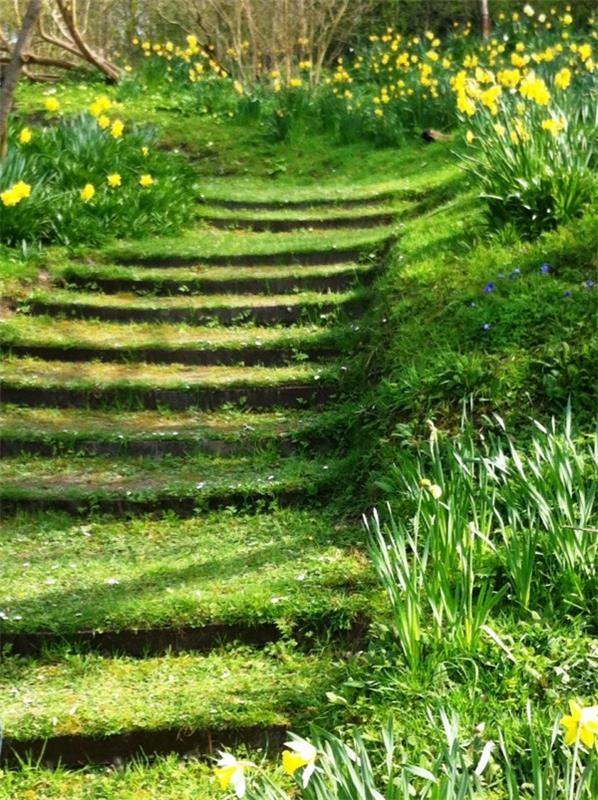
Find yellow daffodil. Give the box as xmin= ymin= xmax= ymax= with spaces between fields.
xmin=111 ymin=119 xmax=124 ymax=139
xmin=456 ymin=91 xmax=476 ymax=117
xmin=561 ymin=701 xmax=598 ymax=747
xmin=497 ymin=68 xmax=521 ymax=88
xmin=480 ymin=85 xmax=502 ymax=115
xmin=282 ymin=739 xmax=317 ymax=788
xmin=466 ymin=130 xmax=475 ymax=144
xmin=428 ymin=484 xmax=443 ymax=499
xmin=562 ymin=13 xmax=573 ymax=26
xmin=139 ymin=174 xmax=154 ymax=187
xmin=141 ymin=146 xmax=149 ymax=157
xmin=523 ymin=4 xmax=535 ymax=17
xmin=578 ymin=44 xmax=592 ymax=62
xmin=213 ymin=752 xmax=253 ymax=798
xmin=89 ymin=95 xmax=111 ymax=117
xmin=520 ymin=74 xmax=551 ymax=105
xmin=80 ymin=183 xmax=95 ymax=202
xmin=541 ymin=117 xmax=566 ymax=136
xmin=554 ymin=67 xmax=571 ymax=90
xmin=98 ymin=115 xmax=110 ymax=129
xmin=1 ymin=180 xmax=32 ymax=207
xmin=44 ymin=97 xmax=60 ymax=112
xmin=107 ymin=173 xmax=122 ymax=188
xmin=19 ymin=128 xmax=32 ymax=144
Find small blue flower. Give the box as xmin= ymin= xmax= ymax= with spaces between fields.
xmin=509 ymin=268 xmax=521 ymax=279
xmin=482 ymin=322 xmax=491 ymax=331
xmin=563 ymin=290 xmax=572 ymax=297
xmin=540 ymin=263 xmax=551 ymax=274
xmin=484 ymin=282 xmax=496 ymax=293
xmin=585 ymin=280 xmax=594 ymax=289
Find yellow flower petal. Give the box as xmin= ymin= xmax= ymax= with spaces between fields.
xmin=282 ymin=750 xmax=309 ymax=775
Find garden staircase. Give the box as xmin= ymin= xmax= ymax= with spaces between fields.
xmin=0 ymin=192 xmax=396 ymax=771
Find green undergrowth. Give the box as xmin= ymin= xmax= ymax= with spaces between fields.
xmin=346 ymin=186 xmax=598 ymax=477
xmin=0 ymin=756 xmax=219 ymax=800
xmin=0 ymin=509 xmax=372 ymax=635
xmin=0 ymin=646 xmax=341 ymax=741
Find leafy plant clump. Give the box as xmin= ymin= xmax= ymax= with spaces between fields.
xmin=0 ymin=99 xmax=193 ymax=246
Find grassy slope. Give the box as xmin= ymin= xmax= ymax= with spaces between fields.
xmin=363 ymin=195 xmax=597 ymax=439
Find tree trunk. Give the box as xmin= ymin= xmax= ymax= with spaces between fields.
xmin=0 ymin=0 xmax=43 ymax=160
xmin=480 ymin=0 xmax=491 ymax=39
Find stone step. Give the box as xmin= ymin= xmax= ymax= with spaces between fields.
xmin=24 ymin=288 xmax=366 ymax=325
xmin=1 ymin=317 xmax=352 ymax=367
xmin=0 ymin=647 xmax=341 ymax=767
xmin=198 ymin=208 xmax=396 ymax=232
xmin=0 ymin=452 xmax=343 ymax=515
xmin=0 ymin=357 xmax=339 ymax=410
xmin=107 ymin=226 xmax=395 ymax=267
xmin=0 ymin=509 xmax=371 ymax=655
xmin=0 ymin=406 xmax=318 ymax=458
xmin=59 ymin=261 xmax=377 ymax=295
xmin=197 ymin=189 xmax=396 ymax=210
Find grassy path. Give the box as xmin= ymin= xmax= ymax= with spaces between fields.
xmin=0 ymin=184 xmax=397 ymax=783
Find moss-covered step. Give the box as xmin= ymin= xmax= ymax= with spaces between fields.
xmin=197 ymin=204 xmax=397 ymax=232
xmin=0 ymin=758 xmax=220 ymax=799
xmin=0 ymin=509 xmax=373 ymax=655
xmin=0 ymin=406 xmax=317 ymax=458
xmin=58 ymin=261 xmax=377 ymax=295
xmin=0 ymin=452 xmax=344 ymax=515
xmin=24 ymin=288 xmax=367 ymax=325
xmin=0 ymin=647 xmax=342 ymax=767
xmin=0 ymin=357 xmax=340 ymax=410
xmin=197 ymin=182 xmax=401 ymax=208
xmin=0 ymin=317 xmax=352 ymax=366
xmin=106 ymin=225 xmax=396 ymax=267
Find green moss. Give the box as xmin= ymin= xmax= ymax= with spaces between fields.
xmin=56 ymin=260 xmax=375 ymax=285
xmin=0 ymin=405 xmax=312 ymax=441
xmin=103 ymin=225 xmax=396 ymax=262
xmin=0 ymin=757 xmax=219 ymax=800
xmin=196 ymin=201 xmax=407 ymax=222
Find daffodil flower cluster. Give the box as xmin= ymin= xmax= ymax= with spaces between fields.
xmin=1 ymin=180 xmax=32 ymax=208
xmin=214 ymin=738 xmax=317 ymax=797
xmin=212 ymin=701 xmax=598 ymax=797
